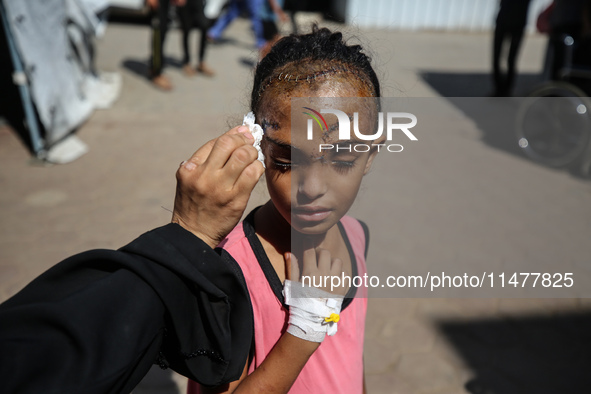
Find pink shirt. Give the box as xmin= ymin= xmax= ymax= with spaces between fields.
xmin=188 ymin=214 xmax=368 ymax=394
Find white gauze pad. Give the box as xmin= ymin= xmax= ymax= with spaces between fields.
xmin=242 ymin=112 xmax=265 ymax=168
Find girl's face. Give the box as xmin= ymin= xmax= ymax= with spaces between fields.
xmin=257 ymin=83 xmax=380 ymax=235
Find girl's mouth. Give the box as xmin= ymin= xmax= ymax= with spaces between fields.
xmin=292 ymin=207 xmax=333 ymax=222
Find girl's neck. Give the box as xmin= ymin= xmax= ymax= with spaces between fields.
xmin=254 ymin=201 xmax=295 ymax=254
xmin=254 ymin=201 xmax=341 ymax=254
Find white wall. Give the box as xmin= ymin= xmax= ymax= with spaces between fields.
xmin=345 ymin=0 xmax=553 ymax=32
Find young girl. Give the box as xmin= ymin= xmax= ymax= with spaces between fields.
xmin=188 ymin=26 xmax=381 ymax=393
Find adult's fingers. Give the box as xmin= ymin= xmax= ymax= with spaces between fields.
xmin=180 ymin=126 xmax=253 ymax=169
xmin=205 ymin=128 xmax=254 ymax=170
xmin=185 ymin=139 xmax=216 ymax=168
xmin=233 ymin=158 xmax=265 ymax=195
xmin=223 ymin=144 xmax=259 ymax=182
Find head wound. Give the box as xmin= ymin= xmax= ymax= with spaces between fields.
xmin=256 ymin=63 xmax=376 ymax=98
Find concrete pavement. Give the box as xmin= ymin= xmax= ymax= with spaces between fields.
xmin=1 ymin=14 xmax=591 ymax=394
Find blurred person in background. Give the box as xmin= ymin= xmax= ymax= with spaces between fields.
xmin=284 ymin=0 xmax=309 ymax=34
xmin=207 ymin=0 xmax=265 ymax=50
xmin=207 ymin=0 xmax=286 ymax=57
xmin=492 ymin=0 xmax=532 ymax=96
xmin=259 ymin=0 xmax=288 ymax=58
xmin=572 ymin=0 xmax=591 ymax=71
xmin=177 ymin=0 xmax=217 ymax=77
xmin=547 ymin=0 xmax=590 ymax=79
xmin=148 ymin=0 xmax=186 ymax=91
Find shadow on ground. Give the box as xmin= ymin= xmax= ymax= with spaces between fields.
xmin=122 ymin=47 xmax=256 ymax=80
xmin=122 ymin=57 xmax=185 ymax=79
xmin=438 ymin=312 xmax=591 ymax=394
xmin=208 ymin=36 xmax=257 ymax=51
xmin=419 ymin=71 xmax=545 ymax=160
xmin=107 ymin=13 xmax=151 ymax=26
xmin=420 ymin=71 xmax=591 ymax=179
xmin=420 ymin=71 xmax=544 ymax=98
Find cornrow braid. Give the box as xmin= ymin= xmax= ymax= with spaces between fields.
xmin=251 ymin=25 xmax=381 ymax=114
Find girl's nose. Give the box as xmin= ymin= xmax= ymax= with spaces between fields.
xmin=296 ymin=164 xmax=328 ymax=201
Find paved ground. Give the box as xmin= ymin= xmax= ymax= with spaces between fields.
xmin=2 ymin=14 xmax=591 ymax=394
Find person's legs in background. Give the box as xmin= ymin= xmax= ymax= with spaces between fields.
xmin=492 ymin=25 xmax=507 ymax=96
xmin=506 ymin=28 xmax=525 ymax=95
xmin=207 ymin=0 xmax=241 ymax=41
xmin=244 ymin=0 xmax=266 ymax=50
xmin=196 ymin=26 xmax=215 ymax=76
xmin=195 ymin=0 xmax=215 ymax=76
xmin=150 ymin=0 xmax=173 ymax=90
xmin=491 ymin=0 xmax=531 ymax=96
xmin=177 ymin=1 xmax=196 ymax=76
xmin=259 ymin=20 xmax=279 ymax=58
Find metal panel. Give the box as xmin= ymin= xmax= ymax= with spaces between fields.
xmin=345 ymin=0 xmax=553 ymax=32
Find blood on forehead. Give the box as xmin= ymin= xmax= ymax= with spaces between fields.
xmin=257 ymin=62 xmax=375 ymax=100
xmin=258 ymin=86 xmax=360 ymax=146
xmin=257 ymin=75 xmax=374 ymax=129
xmin=255 ymin=61 xmax=379 ymax=151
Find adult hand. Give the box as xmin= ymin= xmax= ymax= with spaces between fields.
xmin=146 ymin=0 xmax=159 ymax=9
xmin=172 ymin=0 xmax=186 ymax=6
xmin=172 ymin=127 xmax=265 ymax=248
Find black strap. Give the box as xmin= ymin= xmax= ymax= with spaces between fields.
xmin=243 ymin=209 xmax=286 ymax=306
xmin=359 ymin=219 xmax=370 ymax=259
xmin=242 ymin=208 xmax=361 ymax=311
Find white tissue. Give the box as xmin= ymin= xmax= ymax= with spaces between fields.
xmin=243 ymin=112 xmax=265 ymax=168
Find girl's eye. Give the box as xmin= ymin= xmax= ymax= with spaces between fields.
xmin=271 ymin=157 xmax=357 ymax=173
xmin=272 ymin=160 xmax=293 ymax=172
xmin=332 ymin=159 xmax=357 ymax=173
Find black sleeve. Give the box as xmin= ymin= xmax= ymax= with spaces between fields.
xmin=0 ymin=223 xmax=253 ymax=394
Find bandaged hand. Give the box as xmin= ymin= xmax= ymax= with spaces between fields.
xmin=283 ymin=245 xmax=348 ymax=343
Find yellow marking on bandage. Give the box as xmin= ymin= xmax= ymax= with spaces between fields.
xmin=324 ymin=313 xmax=340 ymax=323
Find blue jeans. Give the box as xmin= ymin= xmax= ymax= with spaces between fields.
xmin=207 ymin=0 xmax=265 ymax=49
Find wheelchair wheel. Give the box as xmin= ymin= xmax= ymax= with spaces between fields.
xmin=516 ymin=82 xmax=591 ymax=168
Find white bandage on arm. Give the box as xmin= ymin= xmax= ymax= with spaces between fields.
xmin=242 ymin=112 xmax=265 ymax=168
xmin=283 ymin=280 xmax=344 ymax=343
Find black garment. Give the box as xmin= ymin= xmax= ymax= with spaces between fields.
xmin=492 ymin=0 xmax=532 ymax=96
xmin=548 ymin=0 xmax=589 ymax=80
xmin=0 ymin=223 xmax=253 ymax=394
xmin=262 ymin=20 xmax=279 ymax=41
xmin=496 ymin=0 xmax=531 ymax=29
xmin=177 ymin=0 xmax=214 ymax=65
xmin=150 ymin=0 xmax=171 ymax=77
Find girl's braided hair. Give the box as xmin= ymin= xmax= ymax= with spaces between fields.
xmin=251 ymin=26 xmax=381 ymax=114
